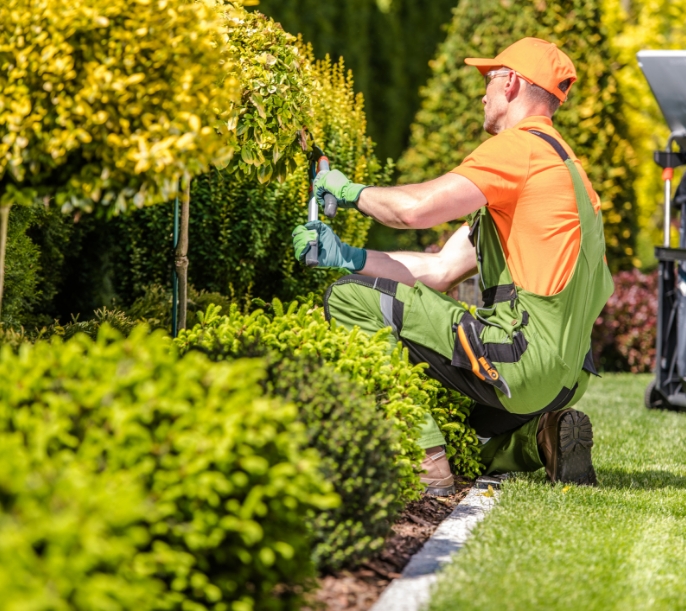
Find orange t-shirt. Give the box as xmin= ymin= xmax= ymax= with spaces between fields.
xmin=451 ymin=116 xmax=601 ymax=296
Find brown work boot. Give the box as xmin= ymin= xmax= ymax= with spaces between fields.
xmin=420 ymin=446 xmax=455 ymax=496
xmin=537 ymin=409 xmax=598 ymax=486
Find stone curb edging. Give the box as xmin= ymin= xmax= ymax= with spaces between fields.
xmin=369 ymin=477 xmax=502 ymax=611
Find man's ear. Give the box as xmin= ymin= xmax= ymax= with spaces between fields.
xmin=503 ymin=71 xmax=521 ymax=102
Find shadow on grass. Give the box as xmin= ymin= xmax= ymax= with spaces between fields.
xmin=597 ymin=468 xmax=686 ymax=490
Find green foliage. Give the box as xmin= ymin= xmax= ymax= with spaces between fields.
xmin=104 ymin=52 xmax=387 ymax=305
xmin=271 ymin=357 xmax=401 ymax=571
xmin=253 ymin=0 xmax=458 ymax=162
xmin=399 ymin=0 xmax=639 ymax=272
xmin=225 ymin=7 xmax=312 ymax=183
xmin=0 ymin=0 xmax=240 ymax=214
xmin=176 ymin=301 xmax=483 ymax=492
xmin=602 ymin=0 xmax=686 ymax=267
xmin=0 ymin=450 xmax=162 ymax=611
xmin=0 ymin=326 xmax=334 ymax=610
xmin=192 ymin=337 xmax=406 ymax=571
xmin=1 ymin=204 xmax=41 ymax=324
xmin=0 ymin=201 xmax=78 ymax=326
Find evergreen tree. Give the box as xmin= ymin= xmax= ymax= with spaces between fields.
xmin=399 ymin=0 xmax=639 ymax=272
xmin=253 ymin=0 xmax=457 ymax=161
xmin=602 ymin=0 xmax=686 ymax=267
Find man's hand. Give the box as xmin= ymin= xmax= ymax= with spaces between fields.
xmin=292 ymin=221 xmax=367 ymax=272
xmin=314 ymin=169 xmax=368 ymax=210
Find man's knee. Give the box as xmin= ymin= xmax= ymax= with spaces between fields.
xmin=323 ymin=275 xmax=388 ymax=334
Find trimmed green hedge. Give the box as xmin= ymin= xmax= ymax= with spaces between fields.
xmin=176 ymin=300 xmax=483 ymax=491
xmin=398 ymin=0 xmax=639 ymax=272
xmin=190 ymin=341 xmax=406 ymax=572
xmin=0 ymin=326 xmax=335 ymax=610
xmin=0 ymin=447 xmax=161 ymax=611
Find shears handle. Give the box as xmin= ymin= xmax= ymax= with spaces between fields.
xmin=316 ymin=157 xmax=338 ymax=219
xmin=305 ymin=149 xmax=337 ymax=267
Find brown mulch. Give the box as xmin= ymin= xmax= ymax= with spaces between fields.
xmin=306 ymin=479 xmax=472 ymax=611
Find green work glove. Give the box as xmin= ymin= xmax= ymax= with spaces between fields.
xmin=292 ymin=220 xmax=367 ymax=272
xmin=314 ymin=169 xmax=368 ymax=210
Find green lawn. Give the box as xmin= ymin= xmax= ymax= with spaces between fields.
xmin=429 ymin=374 xmax=686 ymax=611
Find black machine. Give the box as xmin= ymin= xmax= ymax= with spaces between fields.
xmin=638 ymin=51 xmax=686 ymax=410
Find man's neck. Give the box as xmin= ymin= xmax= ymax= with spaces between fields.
xmin=501 ymin=106 xmax=553 ymax=132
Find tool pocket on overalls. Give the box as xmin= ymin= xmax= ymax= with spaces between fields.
xmin=451 ymin=312 xmax=514 ymax=398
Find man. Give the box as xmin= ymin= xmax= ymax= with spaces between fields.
xmin=292 ymin=38 xmax=613 ymax=495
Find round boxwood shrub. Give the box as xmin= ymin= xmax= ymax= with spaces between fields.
xmin=191 ymin=333 xmax=406 ymax=572
xmin=176 ymin=300 xmax=483 ymax=495
xmin=272 ymin=357 xmax=402 ymax=571
xmin=0 ymin=326 xmax=336 ymax=611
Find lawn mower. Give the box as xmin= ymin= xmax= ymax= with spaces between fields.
xmin=638 ymin=50 xmax=686 ymax=410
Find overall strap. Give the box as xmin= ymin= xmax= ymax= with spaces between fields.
xmin=527 ymin=129 xmax=569 ymax=161
xmin=527 ymin=129 xmax=604 ymax=262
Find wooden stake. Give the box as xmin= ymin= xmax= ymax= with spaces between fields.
xmin=174 ymin=176 xmax=190 ymax=331
xmin=0 ymin=205 xmax=10 ymax=320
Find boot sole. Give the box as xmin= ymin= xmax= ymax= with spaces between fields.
xmin=423 ymin=484 xmax=456 ymax=497
xmin=557 ymin=410 xmax=597 ymax=486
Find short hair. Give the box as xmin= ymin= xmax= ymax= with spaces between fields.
xmin=525 ymin=78 xmax=572 ymax=114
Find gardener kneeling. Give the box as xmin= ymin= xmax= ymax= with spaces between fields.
xmin=292 ymin=38 xmax=613 ymax=495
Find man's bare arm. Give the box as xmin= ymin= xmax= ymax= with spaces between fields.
xmin=357 ymin=224 xmax=478 ymax=292
xmin=357 ymin=173 xmax=487 ymax=229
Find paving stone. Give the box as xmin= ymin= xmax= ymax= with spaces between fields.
xmin=370 ymin=486 xmax=498 ymax=611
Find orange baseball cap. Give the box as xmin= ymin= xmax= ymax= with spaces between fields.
xmin=465 ymin=37 xmax=577 ymax=102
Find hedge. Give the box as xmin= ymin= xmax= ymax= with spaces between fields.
xmin=176 ymin=300 xmax=483 ymax=492
xmin=398 ymin=0 xmax=639 ymax=272
xmin=189 ymin=340 xmax=405 ymax=572
xmin=0 ymin=326 xmax=335 ymax=611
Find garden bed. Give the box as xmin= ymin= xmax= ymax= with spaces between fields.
xmin=308 ymin=480 xmax=472 ymax=611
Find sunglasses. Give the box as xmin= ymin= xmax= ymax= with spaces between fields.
xmin=483 ymin=69 xmax=511 ymax=89
xmin=483 ymin=69 xmax=534 ymax=92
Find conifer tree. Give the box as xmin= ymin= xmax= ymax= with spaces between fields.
xmin=399 ymin=0 xmax=639 ymax=271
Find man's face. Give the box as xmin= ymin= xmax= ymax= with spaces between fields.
xmin=481 ymin=70 xmax=511 ymax=135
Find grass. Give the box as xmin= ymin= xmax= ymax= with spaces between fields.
xmin=428 ymin=374 xmax=686 ymax=611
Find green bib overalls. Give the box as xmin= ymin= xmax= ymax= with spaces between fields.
xmin=324 ymin=131 xmax=614 ymax=474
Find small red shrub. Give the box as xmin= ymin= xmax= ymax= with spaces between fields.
xmin=592 ymin=269 xmax=658 ymax=373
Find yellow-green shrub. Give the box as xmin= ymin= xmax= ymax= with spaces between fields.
xmin=107 ymin=51 xmax=388 ymax=305
xmin=0 ymin=326 xmax=335 ymax=611
xmin=0 ymin=0 xmax=239 ymax=214
xmin=0 ymin=452 xmax=161 ymax=611
xmin=224 ymin=6 xmax=312 ymax=183
xmin=399 ymin=0 xmax=639 ymax=272
xmin=602 ymin=0 xmax=686 ymax=266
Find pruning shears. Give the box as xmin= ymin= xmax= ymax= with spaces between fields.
xmin=305 ymin=145 xmax=338 ymax=267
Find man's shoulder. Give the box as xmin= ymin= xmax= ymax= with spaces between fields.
xmin=466 ymin=127 xmax=534 ymax=163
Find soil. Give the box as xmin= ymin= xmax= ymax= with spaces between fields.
xmin=306 ymin=479 xmax=472 ymax=611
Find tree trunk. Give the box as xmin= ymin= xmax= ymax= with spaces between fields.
xmin=175 ymin=176 xmax=191 ymax=331
xmin=0 ymin=204 xmax=11 ymax=321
